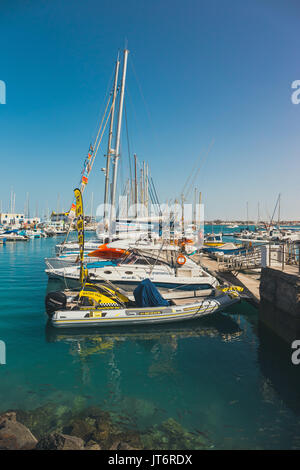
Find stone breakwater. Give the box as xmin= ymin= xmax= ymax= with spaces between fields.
xmin=0 ymin=404 xmax=210 ymax=450
xmin=259 ymin=267 xmax=300 ymax=343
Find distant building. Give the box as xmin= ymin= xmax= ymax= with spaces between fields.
xmin=23 ymin=217 xmax=41 ymax=225
xmin=0 ymin=212 xmax=25 ymax=225
xmin=50 ymin=211 xmax=69 ymax=223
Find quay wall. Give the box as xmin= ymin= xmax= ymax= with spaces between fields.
xmin=259 ymin=267 xmax=300 ymax=343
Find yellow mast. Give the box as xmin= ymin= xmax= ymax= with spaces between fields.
xmin=74 ymin=188 xmax=85 ymax=285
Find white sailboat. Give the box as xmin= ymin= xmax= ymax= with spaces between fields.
xmin=46 ymin=248 xmax=218 ymax=293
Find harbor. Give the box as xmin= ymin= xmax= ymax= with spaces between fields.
xmin=1 ymin=0 xmax=300 ymax=454
xmin=1 ymin=223 xmax=300 ymax=450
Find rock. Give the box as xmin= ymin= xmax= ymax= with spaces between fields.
xmin=117 ymin=442 xmax=140 ymax=450
xmin=109 ymin=440 xmax=140 ymax=450
xmin=36 ymin=432 xmax=84 ymax=450
xmin=0 ymin=412 xmax=38 ymax=450
xmin=109 ymin=439 xmax=121 ymax=450
xmin=15 ymin=403 xmax=66 ymax=439
xmin=141 ymin=418 xmax=208 ymax=450
xmin=66 ymin=418 xmax=95 ymax=441
xmin=85 ymin=440 xmax=101 ymax=450
xmin=73 ymin=396 xmax=86 ymax=413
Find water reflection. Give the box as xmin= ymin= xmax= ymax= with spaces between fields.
xmin=45 ymin=312 xmax=243 ymax=352
xmin=257 ymin=320 xmax=300 ymax=416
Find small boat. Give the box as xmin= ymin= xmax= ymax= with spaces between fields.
xmin=0 ymin=230 xmax=28 ymax=241
xmin=45 ymin=278 xmax=241 ymax=329
xmin=203 ymin=242 xmax=245 ymax=255
xmin=203 ymin=234 xmax=224 ymax=247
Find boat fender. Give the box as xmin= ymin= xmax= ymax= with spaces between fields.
xmin=177 ymin=254 xmax=186 ymax=265
xmin=45 ymin=291 xmax=67 ymax=316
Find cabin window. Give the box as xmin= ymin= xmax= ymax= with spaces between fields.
xmin=104 ymin=270 xmax=112 ymax=274
xmin=125 ymin=271 xmax=133 ymax=275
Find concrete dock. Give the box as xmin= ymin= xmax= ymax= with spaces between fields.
xmin=193 ymin=251 xmax=300 ymax=343
xmin=193 ymin=253 xmax=260 ymax=305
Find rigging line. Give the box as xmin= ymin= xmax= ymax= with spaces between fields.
xmin=147 ymin=175 xmax=158 ymax=215
xmin=128 ymin=54 xmax=159 ymax=143
xmin=151 ymin=176 xmax=160 ymax=207
xmin=270 ymin=193 xmax=281 ymax=226
xmin=92 ymin=92 xmax=113 ymax=155
xmin=185 ymin=139 xmax=215 ymax=201
xmin=92 ymin=93 xmax=118 ymax=164
xmin=150 ymin=177 xmax=162 ymax=215
xmin=180 ymin=149 xmax=205 ymax=197
xmin=91 ymin=64 xmax=115 ymax=146
xmin=60 ymin=95 xmax=117 ymax=252
xmin=126 ymin=83 xmax=140 ymax=138
xmin=66 ymin=92 xmax=114 ymax=215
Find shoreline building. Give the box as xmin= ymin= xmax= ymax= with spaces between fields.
xmin=0 ymin=212 xmax=25 ymax=225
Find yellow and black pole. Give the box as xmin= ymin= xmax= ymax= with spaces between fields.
xmin=74 ymin=188 xmax=85 ymax=285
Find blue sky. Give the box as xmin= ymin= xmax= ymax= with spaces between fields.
xmin=0 ymin=0 xmax=300 ymax=220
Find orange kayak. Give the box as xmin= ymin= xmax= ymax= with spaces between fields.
xmin=88 ymin=243 xmax=129 ymax=260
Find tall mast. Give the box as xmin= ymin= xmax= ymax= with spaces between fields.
xmin=134 ymin=153 xmax=138 ymax=218
xmin=193 ymin=188 xmax=197 ymax=229
xmin=103 ymin=55 xmax=120 ymax=228
xmin=198 ymin=191 xmax=202 ymax=229
xmin=145 ymin=163 xmax=149 ymax=217
xmin=110 ymin=48 xmax=129 ymax=216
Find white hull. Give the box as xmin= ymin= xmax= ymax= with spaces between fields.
xmin=45 ymin=263 xmax=218 ymax=292
xmin=50 ymin=293 xmax=239 ymax=328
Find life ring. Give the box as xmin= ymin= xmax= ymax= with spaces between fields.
xmin=177 ymin=254 xmax=186 ymax=265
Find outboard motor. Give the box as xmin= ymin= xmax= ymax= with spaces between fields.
xmin=45 ymin=291 xmax=67 ymax=316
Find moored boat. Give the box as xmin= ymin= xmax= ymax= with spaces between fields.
xmin=45 ymin=278 xmax=241 ymax=329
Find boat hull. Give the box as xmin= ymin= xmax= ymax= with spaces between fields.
xmin=50 ymin=294 xmax=239 ymax=328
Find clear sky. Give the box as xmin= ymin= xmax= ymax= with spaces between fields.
xmin=1 ymin=0 xmax=300 ymax=221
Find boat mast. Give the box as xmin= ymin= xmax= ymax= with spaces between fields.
xmin=134 ymin=153 xmax=138 ymax=218
xmin=193 ymin=188 xmax=197 ymax=230
xmin=104 ymin=55 xmax=120 ymax=229
xmin=145 ymin=163 xmax=149 ymax=217
xmin=110 ymin=48 xmax=129 ymax=219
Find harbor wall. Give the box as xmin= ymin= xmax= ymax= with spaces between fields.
xmin=259 ymin=267 xmax=300 ymax=343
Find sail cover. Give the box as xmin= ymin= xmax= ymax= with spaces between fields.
xmin=133 ymin=279 xmax=169 ymax=308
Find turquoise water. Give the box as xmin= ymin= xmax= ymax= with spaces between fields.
xmin=1 ymin=232 xmax=300 ymax=449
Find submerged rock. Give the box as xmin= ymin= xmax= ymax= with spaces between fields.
xmin=141 ymin=417 xmax=209 ymax=450
xmin=15 ymin=403 xmax=72 ymax=438
xmin=0 ymin=412 xmax=38 ymax=450
xmin=36 ymin=432 xmax=84 ymax=450
xmin=64 ymin=418 xmax=96 ymax=441
xmin=84 ymin=439 xmax=101 ymax=450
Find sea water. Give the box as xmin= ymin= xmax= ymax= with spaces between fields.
xmin=1 ymin=231 xmax=300 ymax=449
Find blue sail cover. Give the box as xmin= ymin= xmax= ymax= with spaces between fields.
xmin=133 ymin=278 xmax=169 ymax=308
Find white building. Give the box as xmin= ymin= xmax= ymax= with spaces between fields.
xmin=0 ymin=213 xmax=25 ymax=225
